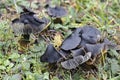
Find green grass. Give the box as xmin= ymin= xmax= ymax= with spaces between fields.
xmin=0 ymin=0 xmax=120 ymax=80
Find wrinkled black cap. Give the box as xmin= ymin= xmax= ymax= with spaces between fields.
xmin=40 ymin=44 xmax=62 ymax=63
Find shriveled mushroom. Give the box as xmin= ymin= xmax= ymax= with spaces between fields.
xmin=40 ymin=44 xmax=62 ymax=63
xmin=61 ymin=52 xmax=92 ymax=69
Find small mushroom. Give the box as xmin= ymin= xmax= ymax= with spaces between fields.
xmin=47 ymin=6 xmax=67 ymax=18
xmin=61 ymin=28 xmax=81 ymax=51
xmin=40 ymin=44 xmax=62 ymax=63
xmin=81 ymin=26 xmax=101 ymax=44
xmin=61 ymin=52 xmax=91 ymax=69
xmin=47 ymin=6 xmax=67 ymax=23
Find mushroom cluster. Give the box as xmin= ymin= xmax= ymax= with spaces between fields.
xmin=40 ymin=25 xmax=115 ymax=69
xmin=10 ymin=5 xmax=68 ymax=53
xmin=10 ymin=6 xmax=115 ymax=70
xmin=11 ymin=5 xmax=67 ymax=40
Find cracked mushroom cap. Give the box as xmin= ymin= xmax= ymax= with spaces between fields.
xmin=61 ymin=28 xmax=82 ymax=51
xmin=47 ymin=6 xmax=67 ymax=18
xmin=40 ymin=44 xmax=62 ymax=63
xmin=11 ymin=6 xmax=50 ymax=36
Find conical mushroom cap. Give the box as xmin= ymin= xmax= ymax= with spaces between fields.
xmin=40 ymin=44 xmax=62 ymax=63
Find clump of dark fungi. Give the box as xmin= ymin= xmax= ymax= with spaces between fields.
xmin=11 ymin=6 xmax=50 ymax=37
xmin=40 ymin=25 xmax=115 ymax=70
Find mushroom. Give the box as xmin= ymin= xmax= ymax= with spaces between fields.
xmin=61 ymin=52 xmax=91 ymax=69
xmin=47 ymin=6 xmax=67 ymax=18
xmin=40 ymin=44 xmax=62 ymax=63
xmin=61 ymin=28 xmax=81 ymax=51
xmin=81 ymin=26 xmax=101 ymax=44
xmin=47 ymin=6 xmax=67 ymax=23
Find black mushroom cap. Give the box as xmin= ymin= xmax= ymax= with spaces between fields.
xmin=61 ymin=28 xmax=82 ymax=51
xmin=11 ymin=6 xmax=50 ymax=35
xmin=81 ymin=26 xmax=101 ymax=44
xmin=47 ymin=6 xmax=67 ymax=18
xmin=40 ymin=44 xmax=62 ymax=63
xmin=85 ymin=43 xmax=105 ymax=58
xmin=61 ymin=52 xmax=92 ymax=69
